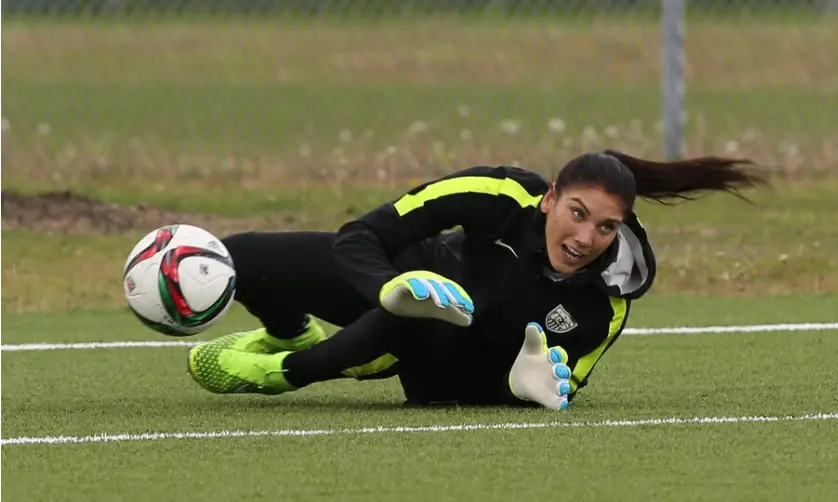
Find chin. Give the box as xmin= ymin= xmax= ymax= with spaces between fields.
xmin=549 ymin=258 xmax=578 ymax=274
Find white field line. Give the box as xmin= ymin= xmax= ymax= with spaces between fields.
xmin=1 ymin=340 xmax=197 ymax=352
xmin=2 ymin=322 xmax=837 ymax=353
xmin=3 ymin=412 xmax=836 ymax=447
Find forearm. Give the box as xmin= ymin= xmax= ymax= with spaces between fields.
xmin=333 ymin=219 xmax=403 ymax=305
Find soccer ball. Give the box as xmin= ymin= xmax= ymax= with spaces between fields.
xmin=122 ymin=224 xmax=236 ymax=337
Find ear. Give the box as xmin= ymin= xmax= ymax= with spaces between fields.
xmin=540 ymin=185 xmax=557 ymax=214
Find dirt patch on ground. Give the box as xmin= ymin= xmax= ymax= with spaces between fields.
xmin=1 ymin=190 xmax=295 ymax=235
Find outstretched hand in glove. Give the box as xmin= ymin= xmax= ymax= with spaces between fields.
xmin=508 ymin=322 xmax=573 ymax=410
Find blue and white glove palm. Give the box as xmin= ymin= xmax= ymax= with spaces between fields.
xmin=379 ymin=271 xmax=475 ymax=327
xmin=508 ymin=322 xmax=573 ymax=410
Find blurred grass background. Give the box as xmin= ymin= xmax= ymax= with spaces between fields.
xmin=2 ymin=2 xmax=837 ymax=311
xmin=4 ymin=14 xmax=836 ymax=180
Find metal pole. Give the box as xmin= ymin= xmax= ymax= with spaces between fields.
xmin=662 ymin=0 xmax=686 ymax=160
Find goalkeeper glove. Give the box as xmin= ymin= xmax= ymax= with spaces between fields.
xmin=379 ymin=271 xmax=475 ymax=327
xmin=508 ymin=322 xmax=572 ymax=410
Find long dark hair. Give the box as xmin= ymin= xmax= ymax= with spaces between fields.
xmin=553 ymin=149 xmax=769 ymax=213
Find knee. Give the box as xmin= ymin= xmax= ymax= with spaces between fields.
xmin=218 ymin=232 xmax=265 ymax=305
xmin=221 ymin=231 xmax=264 ymax=254
xmin=220 ymin=232 xmax=261 ymax=275
xmin=221 ymin=231 xmax=254 ymax=253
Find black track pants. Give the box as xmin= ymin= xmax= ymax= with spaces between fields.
xmin=221 ymin=231 xmax=375 ymax=333
xmin=220 ymin=231 xmax=472 ymax=404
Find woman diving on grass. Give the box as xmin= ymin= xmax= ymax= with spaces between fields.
xmin=186 ymin=149 xmax=767 ymax=410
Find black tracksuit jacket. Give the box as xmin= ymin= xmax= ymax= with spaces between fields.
xmin=333 ymin=165 xmax=657 ymax=404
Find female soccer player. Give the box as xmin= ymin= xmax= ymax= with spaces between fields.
xmin=186 ymin=149 xmax=766 ymax=410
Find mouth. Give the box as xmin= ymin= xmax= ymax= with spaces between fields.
xmin=561 ymin=244 xmax=587 ymax=264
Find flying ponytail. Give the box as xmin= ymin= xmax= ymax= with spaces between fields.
xmin=553 ymin=150 xmax=769 ymax=213
xmin=603 ymin=149 xmax=769 ymax=206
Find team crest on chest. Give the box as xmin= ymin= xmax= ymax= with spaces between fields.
xmin=545 ymin=304 xmax=578 ymax=334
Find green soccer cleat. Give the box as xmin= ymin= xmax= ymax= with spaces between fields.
xmin=188 ymin=345 xmax=297 ymax=395
xmin=193 ymin=316 xmax=327 ymax=356
xmin=187 ymin=316 xmax=325 ymax=394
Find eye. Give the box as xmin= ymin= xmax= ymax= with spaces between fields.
xmin=598 ymin=223 xmax=618 ymax=235
xmin=571 ymin=208 xmax=585 ymax=220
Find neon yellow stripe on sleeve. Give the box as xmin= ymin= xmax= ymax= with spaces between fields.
xmin=393 ymin=176 xmax=543 ymax=216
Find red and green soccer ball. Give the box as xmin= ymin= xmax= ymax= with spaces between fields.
xmin=122 ymin=224 xmax=236 ymax=337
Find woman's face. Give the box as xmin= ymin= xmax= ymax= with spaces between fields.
xmin=540 ymin=184 xmax=625 ymax=274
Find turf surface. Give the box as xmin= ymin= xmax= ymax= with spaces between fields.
xmin=3 ymin=296 xmax=838 ymax=501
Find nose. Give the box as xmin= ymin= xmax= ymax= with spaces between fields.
xmin=574 ymin=225 xmax=596 ymax=249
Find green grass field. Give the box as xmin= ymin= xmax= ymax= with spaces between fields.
xmin=2 ymin=12 xmax=838 ymax=502
xmin=3 ymin=297 xmax=838 ymax=501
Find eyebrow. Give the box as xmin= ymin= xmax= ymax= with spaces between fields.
xmin=570 ymin=197 xmax=590 ymax=214
xmin=570 ymin=197 xmax=622 ymax=225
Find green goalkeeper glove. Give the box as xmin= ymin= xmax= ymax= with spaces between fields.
xmin=379 ymin=271 xmax=475 ymax=327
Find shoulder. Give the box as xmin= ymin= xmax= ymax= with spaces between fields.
xmin=431 ymin=165 xmax=550 ymax=192
xmin=589 ymin=211 xmax=657 ymax=301
xmin=400 ymin=165 xmax=550 ymax=210
xmin=466 ymin=165 xmax=550 ymax=190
